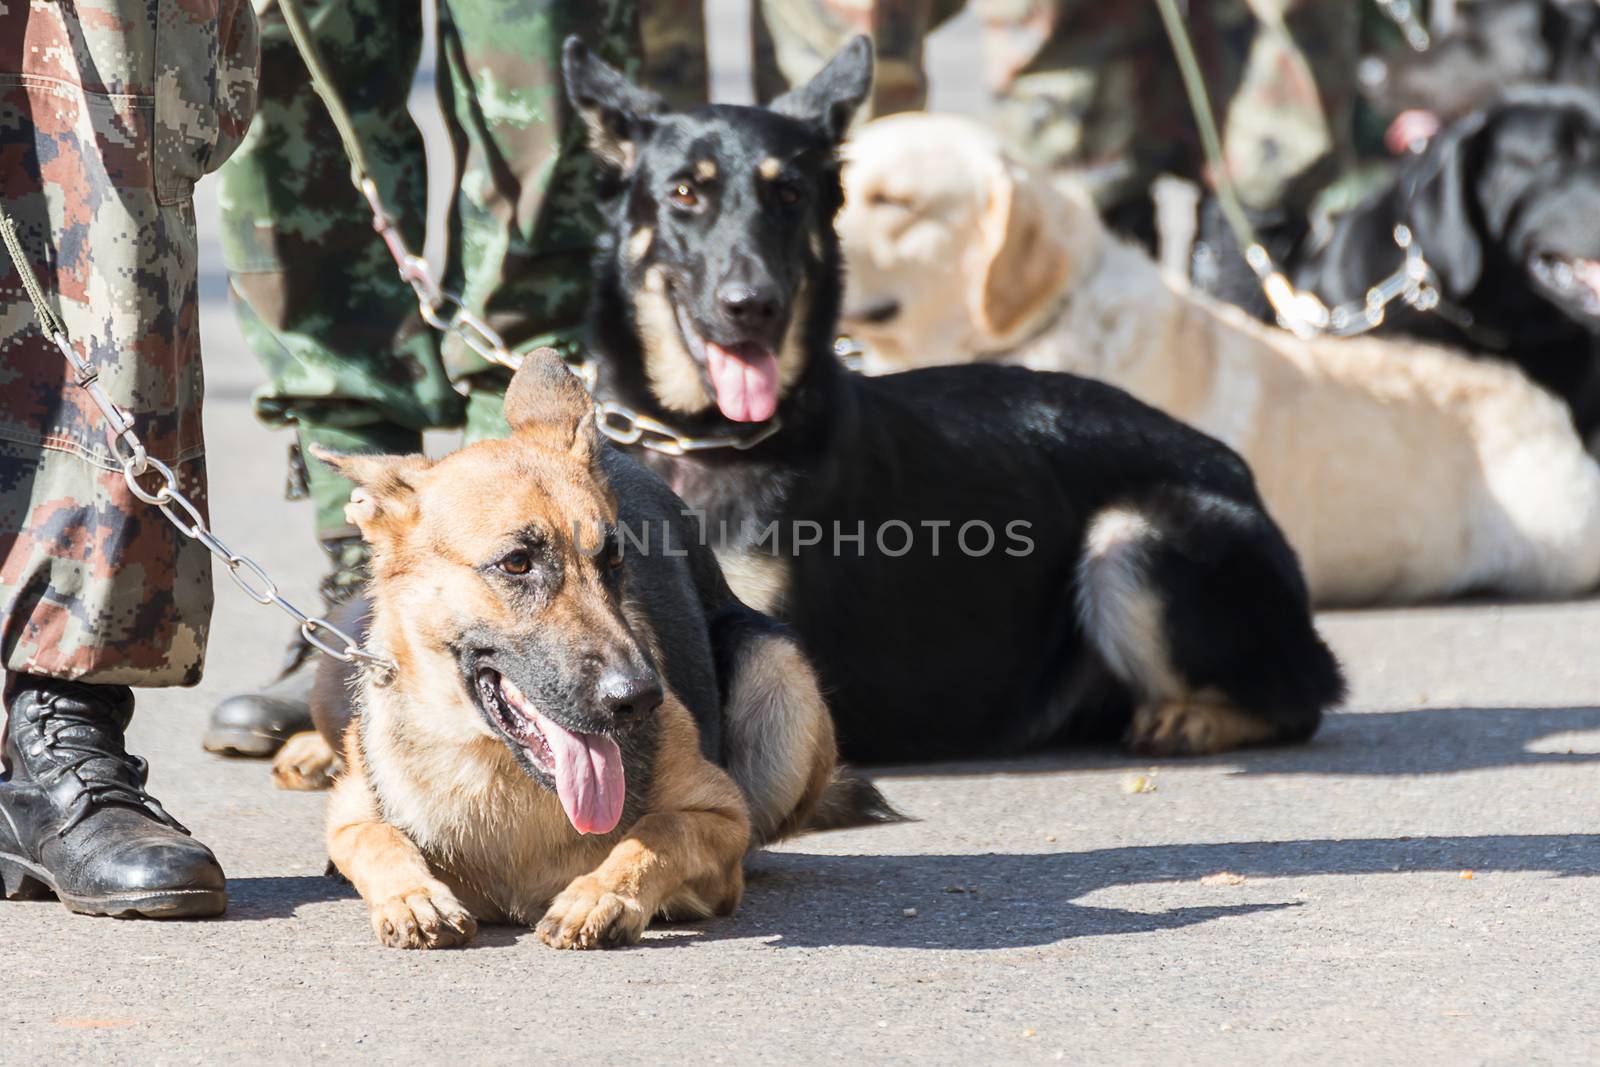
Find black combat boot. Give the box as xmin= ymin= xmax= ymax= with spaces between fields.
xmin=0 ymin=675 xmax=226 ymax=917
xmin=203 ymin=533 xmax=368 ymax=757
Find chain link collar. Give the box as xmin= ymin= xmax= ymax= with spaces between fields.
xmin=1255 ymin=224 xmax=1443 ymax=339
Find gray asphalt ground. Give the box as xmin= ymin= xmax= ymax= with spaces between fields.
xmin=8 ymin=6 xmax=1600 ymax=1065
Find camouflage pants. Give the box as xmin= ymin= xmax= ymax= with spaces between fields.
xmin=981 ymin=0 xmax=1359 ymax=215
xmin=753 ymin=0 xmax=966 ymax=118
xmin=757 ymin=0 xmax=1358 ymax=215
xmin=0 ymin=0 xmax=258 ymax=686
xmin=220 ymin=0 xmax=660 ymax=540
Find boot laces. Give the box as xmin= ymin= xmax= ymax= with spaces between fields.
xmin=34 ymin=700 xmax=189 ymax=837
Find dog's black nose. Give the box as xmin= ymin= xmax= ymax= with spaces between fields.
xmin=597 ymin=671 xmax=663 ymax=720
xmin=717 ymin=283 xmax=781 ymax=325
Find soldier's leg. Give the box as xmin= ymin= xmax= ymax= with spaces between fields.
xmin=0 ymin=0 xmax=257 ymax=918
xmin=752 ymin=0 xmax=960 ymax=117
xmin=434 ymin=0 xmax=643 ymax=442
xmin=1218 ymin=0 xmax=1362 ymax=214
xmin=209 ymin=0 xmax=463 ymax=754
xmin=640 ymin=0 xmax=710 ymax=111
xmin=976 ymin=0 xmax=1204 ymax=247
xmin=979 ymin=1 xmax=1359 ymax=244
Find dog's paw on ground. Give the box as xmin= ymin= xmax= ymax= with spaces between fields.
xmin=368 ymin=885 xmax=478 ymax=950
xmin=1126 ymin=700 xmax=1275 ymax=757
xmin=536 ymin=875 xmax=648 ymax=950
xmin=271 ymin=731 xmax=343 ymax=791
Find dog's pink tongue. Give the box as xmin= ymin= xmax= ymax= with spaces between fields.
xmin=543 ymin=718 xmax=625 ymax=835
xmin=705 ymin=341 xmax=779 ymax=423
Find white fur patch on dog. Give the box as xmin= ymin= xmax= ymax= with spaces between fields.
xmin=716 ymin=548 xmax=791 ymax=616
xmin=1075 ymin=508 xmax=1180 ymax=699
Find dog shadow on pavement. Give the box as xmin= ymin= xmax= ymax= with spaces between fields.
xmin=864 ymin=705 xmax=1600 ymax=781
xmin=698 ymin=832 xmax=1600 ymax=951
xmin=216 ymin=705 xmax=1600 ymax=941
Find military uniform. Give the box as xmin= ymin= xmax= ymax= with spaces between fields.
xmin=1 ymin=0 xmax=259 ymax=687
xmin=219 ymin=0 xmax=652 ymax=543
xmin=753 ymin=0 xmax=965 ymax=119
xmin=980 ymin=0 xmax=1359 ymax=217
xmin=754 ymin=0 xmax=1359 ymax=229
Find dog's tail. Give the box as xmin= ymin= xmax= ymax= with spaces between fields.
xmin=803 ymin=766 xmax=906 ymax=833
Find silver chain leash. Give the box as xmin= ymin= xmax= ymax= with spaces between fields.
xmin=278 ymin=0 xmax=781 ymax=458
xmin=359 ymin=174 xmax=783 ymax=456
xmin=0 ymin=212 xmax=399 ymax=680
xmin=1248 ymin=224 xmax=1442 ymax=339
xmin=1155 ymin=0 xmax=1445 ymax=342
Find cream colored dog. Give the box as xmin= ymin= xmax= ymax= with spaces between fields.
xmin=837 ymin=113 xmax=1600 ymax=606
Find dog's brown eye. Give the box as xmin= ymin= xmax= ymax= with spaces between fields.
xmin=497 ymin=551 xmax=532 ymax=576
xmin=777 ymin=184 xmax=801 ymax=207
xmin=670 ymin=183 xmax=698 ymax=207
xmin=608 ymin=545 xmax=625 ymax=570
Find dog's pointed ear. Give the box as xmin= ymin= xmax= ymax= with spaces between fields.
xmin=771 ymin=36 xmax=874 ymax=144
xmin=309 ymin=446 xmax=434 ymax=540
xmin=969 ymin=157 xmax=1073 ymax=343
xmin=503 ymin=347 xmax=599 ymax=462
xmin=563 ymin=36 xmax=664 ymax=175
xmin=1405 ymin=111 xmax=1489 ymax=295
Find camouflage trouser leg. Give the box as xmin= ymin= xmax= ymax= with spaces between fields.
xmin=435 ymin=0 xmax=641 ymax=444
xmin=0 ymin=0 xmax=257 ymax=687
xmin=977 ymin=0 xmax=1360 ymax=215
xmin=219 ymin=0 xmax=463 ymax=540
xmin=640 ymin=0 xmax=710 ymax=111
xmin=223 ymin=0 xmax=643 ymax=492
xmin=751 ymin=0 xmax=964 ymax=117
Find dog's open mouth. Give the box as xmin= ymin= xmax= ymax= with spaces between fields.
xmin=1531 ymin=253 xmax=1600 ymax=316
xmin=671 ymin=294 xmax=780 ymax=423
xmin=475 ymin=669 xmax=625 ymax=836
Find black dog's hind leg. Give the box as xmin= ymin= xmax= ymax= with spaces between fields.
xmin=1075 ymin=489 xmax=1345 ymax=756
xmin=710 ymin=608 xmax=898 ymax=842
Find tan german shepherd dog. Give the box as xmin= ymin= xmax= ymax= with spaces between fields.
xmin=293 ymin=352 xmax=889 ymax=950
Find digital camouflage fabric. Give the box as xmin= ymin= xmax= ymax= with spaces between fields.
xmin=0 ymin=0 xmax=259 ymax=686
xmin=219 ymin=0 xmax=648 ymax=539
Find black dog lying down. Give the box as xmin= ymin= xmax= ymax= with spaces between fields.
xmin=1195 ymin=87 xmax=1600 ymax=450
xmin=562 ymin=36 xmax=1345 ymax=763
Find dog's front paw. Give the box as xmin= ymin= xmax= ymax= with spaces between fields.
xmin=369 ymin=884 xmax=478 ymax=950
xmin=536 ymin=875 xmax=647 ymax=950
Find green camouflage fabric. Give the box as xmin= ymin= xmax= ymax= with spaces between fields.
xmin=0 ymin=0 xmax=258 ymax=687
xmin=641 ymin=0 xmax=710 ymax=111
xmin=758 ymin=0 xmax=1358 ymax=215
xmin=753 ymin=0 xmax=965 ymax=118
xmin=978 ymin=0 xmax=1359 ymax=214
xmin=220 ymin=0 xmax=644 ymax=538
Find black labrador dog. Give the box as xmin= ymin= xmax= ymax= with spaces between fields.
xmin=561 ymin=36 xmax=1344 ymax=763
xmin=1196 ymin=86 xmax=1600 ymax=450
xmin=1296 ymin=87 xmax=1600 ymax=446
